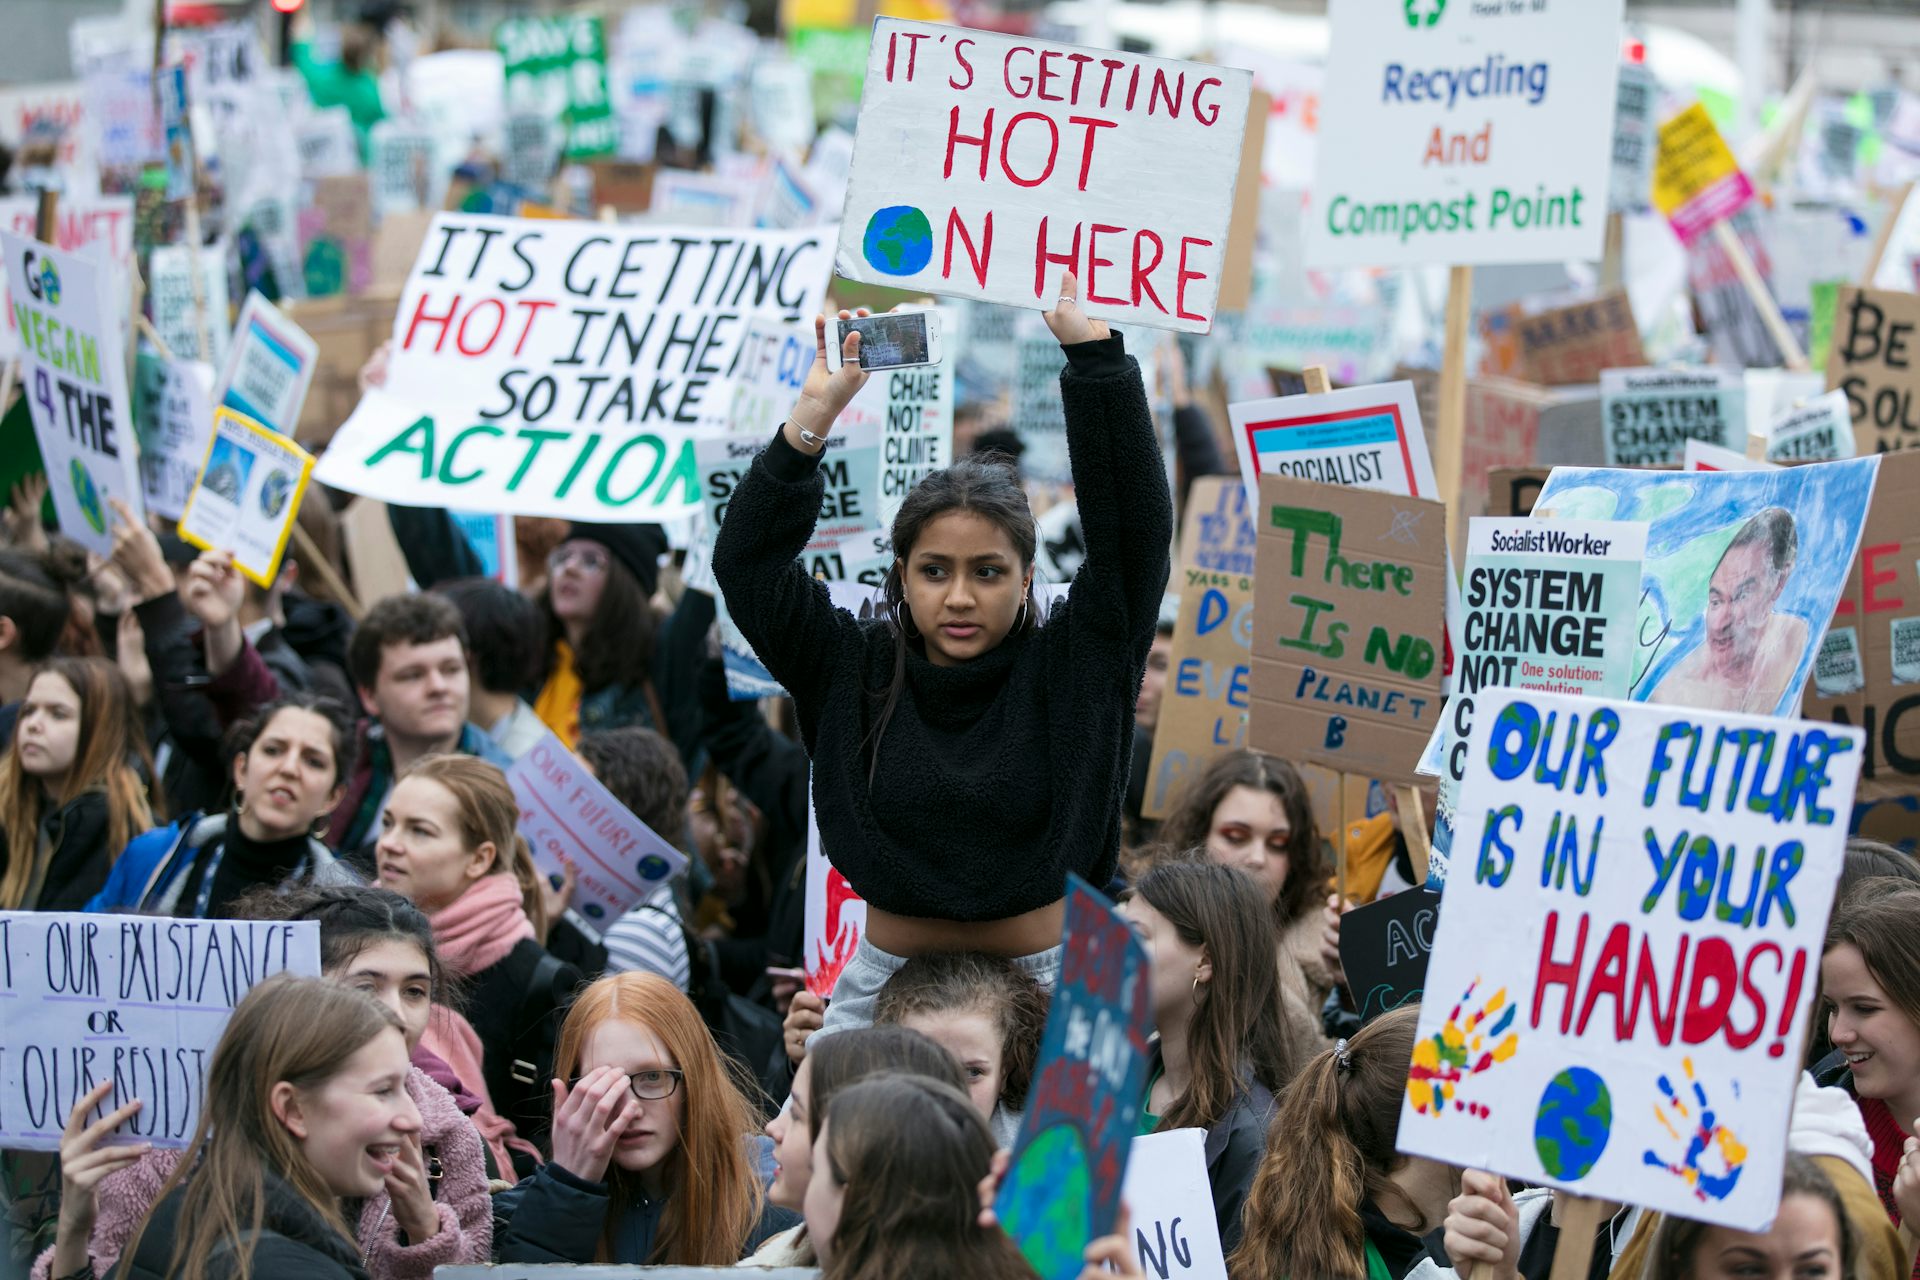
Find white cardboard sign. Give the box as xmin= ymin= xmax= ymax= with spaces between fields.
xmin=1307 ymin=0 xmax=1625 ymax=268
xmin=1600 ymin=367 xmax=1746 ymax=468
xmin=835 ymin=20 xmax=1252 ymax=333
xmin=1399 ymin=688 xmax=1862 ymax=1231
xmin=1122 ymin=1128 xmax=1229 ymax=1280
xmin=214 ymin=291 xmax=318 ymax=437
xmin=0 ymin=914 xmax=320 ymax=1152
xmin=1 ymin=229 xmax=143 ymax=556
xmin=506 ymin=731 xmax=689 ymax=932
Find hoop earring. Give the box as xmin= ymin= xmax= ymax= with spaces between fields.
xmin=310 ymin=815 xmax=330 ymax=840
xmin=233 ymin=789 xmax=247 ymax=819
xmin=1190 ymin=974 xmax=1205 ymax=1005
xmin=899 ymin=604 xmax=920 ymax=639
xmin=1015 ymin=598 xmax=1029 ymax=632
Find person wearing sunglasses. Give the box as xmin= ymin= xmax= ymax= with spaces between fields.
xmin=493 ymin=971 xmax=797 ymax=1265
xmin=530 ymin=524 xmax=713 ymax=772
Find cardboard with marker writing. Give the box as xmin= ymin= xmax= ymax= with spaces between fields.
xmin=1825 ymin=285 xmax=1920 ymax=455
xmin=1487 ymin=467 xmax=1552 ymax=519
xmin=1802 ymin=449 xmax=1920 ymax=799
xmin=1511 ymin=291 xmax=1646 ymax=388
xmin=1339 ymin=887 xmax=1441 ymax=1026
xmin=1145 ymin=562 xmax=1254 ymax=820
xmin=1248 ymin=475 xmax=1448 ymax=788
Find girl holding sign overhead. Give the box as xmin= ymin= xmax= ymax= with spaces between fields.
xmin=712 ymin=274 xmax=1172 ymax=1033
xmin=0 ymin=656 xmax=156 ymax=911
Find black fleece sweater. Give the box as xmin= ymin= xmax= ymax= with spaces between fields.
xmin=711 ymin=332 xmax=1172 ymax=922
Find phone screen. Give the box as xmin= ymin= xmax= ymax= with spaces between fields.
xmin=838 ymin=312 xmax=931 ymax=369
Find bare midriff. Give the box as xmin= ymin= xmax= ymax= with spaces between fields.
xmin=864 ymin=898 xmax=1066 ymax=959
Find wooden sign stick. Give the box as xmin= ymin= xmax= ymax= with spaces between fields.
xmin=1296 ymin=363 xmax=1353 ymax=906
xmin=1709 ymin=219 xmax=1807 ymax=372
xmin=290 ymin=521 xmax=365 ymax=621
xmin=1859 ymin=182 xmax=1912 ymax=288
xmin=1547 ymin=1195 xmax=1612 ymax=1280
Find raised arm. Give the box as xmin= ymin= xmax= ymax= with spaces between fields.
xmin=710 ymin=314 xmax=871 ymax=718
xmin=1048 ymin=274 xmax=1175 ymax=676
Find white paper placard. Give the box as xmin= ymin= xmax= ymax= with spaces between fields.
xmin=1399 ymin=689 xmax=1863 ymax=1230
xmin=835 ymin=20 xmax=1251 ymax=333
xmin=1307 ymin=0 xmax=1625 ymax=268
xmin=0 ymin=913 xmax=320 ymax=1152
xmin=506 ymin=730 xmax=690 ymax=931
xmin=1122 ymin=1128 xmax=1228 ymax=1280
xmin=1765 ymin=388 xmax=1854 ymax=464
xmin=1 ymin=229 xmax=143 ymax=556
xmin=176 ymin=407 xmax=315 ymax=590
xmin=1600 ymin=367 xmax=1746 ymax=467
xmin=214 ymin=290 xmax=317 ymax=437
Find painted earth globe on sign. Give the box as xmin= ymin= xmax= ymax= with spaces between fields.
xmin=861 ymin=205 xmax=933 ymax=277
xmin=1533 ymin=1067 xmax=1612 ymax=1181
xmin=260 ymin=469 xmax=292 ymax=518
xmin=69 ymin=460 xmax=106 ymax=534
xmin=997 ymin=1124 xmax=1091 ymax=1280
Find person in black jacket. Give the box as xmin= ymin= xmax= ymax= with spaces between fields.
xmin=0 ymin=657 xmax=155 ymax=911
xmin=1122 ymin=859 xmax=1299 ymax=1253
xmin=711 ymin=275 xmax=1172 ymax=1039
xmin=98 ymin=976 xmax=421 ymax=1280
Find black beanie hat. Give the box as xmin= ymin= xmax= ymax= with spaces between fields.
xmin=565 ymin=522 xmax=667 ymax=599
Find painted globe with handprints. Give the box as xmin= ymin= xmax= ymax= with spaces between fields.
xmin=37 ymin=258 xmax=60 ymax=305
xmin=861 ymin=205 xmax=933 ymax=277
xmin=1534 ymin=1067 xmax=1612 ymax=1181
xmin=259 ymin=469 xmax=292 ymax=519
xmin=996 ymin=1124 xmax=1092 ymax=1280
xmin=68 ymin=460 xmax=105 ymax=534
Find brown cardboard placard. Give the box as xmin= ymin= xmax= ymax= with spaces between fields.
xmin=1801 ymin=449 xmax=1920 ymax=798
xmin=285 ymin=292 xmax=398 ymax=448
xmin=1143 ymin=564 xmax=1253 ymax=819
xmin=1826 ymin=286 xmax=1920 ymax=454
xmin=372 ymin=210 xmax=436 ymax=289
xmin=339 ymin=496 xmax=412 ymax=606
xmin=1459 ymin=378 xmax=1605 ymax=526
xmin=1215 ymin=90 xmax=1270 ymax=314
xmin=1487 ymin=466 xmax=1553 ymax=518
xmin=589 ymin=160 xmax=655 ymax=213
xmin=1178 ymin=474 xmax=1257 ymax=579
xmin=1511 ymin=290 xmax=1646 ymax=387
xmin=1248 ymin=475 xmax=1448 ymax=787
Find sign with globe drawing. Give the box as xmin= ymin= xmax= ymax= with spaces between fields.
xmin=835 ymin=20 xmax=1251 ymax=334
xmin=1398 ymin=688 xmax=1861 ymax=1231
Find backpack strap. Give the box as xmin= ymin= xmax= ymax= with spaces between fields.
xmin=508 ymin=947 xmax=570 ymax=1087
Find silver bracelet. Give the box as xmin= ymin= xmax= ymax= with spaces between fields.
xmin=790 ymin=420 xmax=826 ymax=449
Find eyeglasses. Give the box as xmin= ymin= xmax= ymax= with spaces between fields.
xmin=548 ymin=546 xmax=610 ymax=575
xmin=569 ymin=1068 xmax=684 ymax=1101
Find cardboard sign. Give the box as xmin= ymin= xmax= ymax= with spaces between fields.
xmin=1248 ymin=476 xmax=1448 ymax=787
xmin=1599 ymin=368 xmax=1745 ymax=467
xmin=834 ymin=20 xmax=1252 ymax=333
xmin=1610 ymin=62 xmax=1656 ymax=213
xmin=176 ymin=407 xmax=315 ymax=590
xmin=1399 ymin=689 xmax=1862 ymax=1230
xmin=1513 ymin=292 xmax=1647 ymax=387
xmin=1489 ymin=466 xmax=1552 ymax=518
xmin=1339 ymin=887 xmax=1440 ymax=1024
xmin=1424 ymin=517 xmax=1646 ymax=885
xmin=506 ymin=731 xmax=689 ymax=930
xmin=1012 ymin=324 xmax=1070 ymax=485
xmin=1230 ymin=381 xmax=1439 ymax=509
xmin=1307 ymin=0 xmax=1622 ymax=268
xmin=1145 ymin=564 xmax=1253 ymax=820
xmin=875 ymin=360 xmax=953 ymax=527
xmin=1181 ymin=474 xmax=1258 ymax=579
xmin=313 ymin=214 xmax=832 ymax=523
xmin=369 ymin=121 xmax=442 ymax=218
xmin=0 ymin=195 xmax=133 ymax=361
xmin=1802 ymin=451 xmax=1920 ymax=798
xmin=1 ymin=229 xmax=143 ymax=557
xmin=496 ymin=15 xmax=616 ymax=160
xmin=1534 ymin=459 xmax=1880 ymax=717
xmin=215 ymin=291 xmax=318 ymax=437
xmin=1766 ymin=389 xmax=1854 ymax=463
xmin=996 ymin=876 xmax=1152 ymax=1280
xmin=1462 ymin=379 xmax=1606 ymax=522
xmin=1825 ymin=286 xmax=1920 ymax=454
xmin=284 ymin=291 xmax=396 ymax=448
xmin=0 ymin=914 xmax=320 ymax=1152
xmin=1653 ymin=103 xmax=1754 ymax=246
xmin=804 ymin=784 xmax=868 ymax=998
xmin=147 ymin=242 xmax=230 ymax=368
xmin=132 ymin=355 xmax=215 ymax=521
xmin=1121 ymin=1128 xmax=1228 ymax=1280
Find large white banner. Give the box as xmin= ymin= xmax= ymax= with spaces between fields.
xmin=314 ymin=213 xmax=833 ymax=522
xmin=0 ymin=914 xmax=320 ymax=1152
xmin=1307 ymin=0 xmax=1625 ymax=268
xmin=836 ymin=20 xmax=1251 ymax=333
xmin=1399 ymin=689 xmax=1862 ymax=1231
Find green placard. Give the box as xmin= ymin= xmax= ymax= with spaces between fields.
xmin=495 ymin=15 xmax=616 ymax=160
xmin=0 ymin=394 xmax=52 ymax=527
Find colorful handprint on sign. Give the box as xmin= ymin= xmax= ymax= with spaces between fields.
xmin=1407 ymin=978 xmax=1520 ymax=1118
xmin=1642 ymin=1058 xmax=1749 ymax=1202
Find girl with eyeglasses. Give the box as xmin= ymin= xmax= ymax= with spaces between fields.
xmin=531 ymin=523 xmax=711 ymax=767
xmin=494 ymin=971 xmax=797 ymax=1265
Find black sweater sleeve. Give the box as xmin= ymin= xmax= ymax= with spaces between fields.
xmin=1056 ymin=334 xmax=1175 ymax=681
xmin=709 ymin=431 xmax=863 ymax=730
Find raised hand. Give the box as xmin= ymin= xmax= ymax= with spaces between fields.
xmin=783 ymin=990 xmax=825 ymax=1064
xmin=1043 ymin=271 xmax=1109 ymax=346
xmin=785 ymin=311 xmax=871 ymax=452
xmin=108 ymin=498 xmax=175 ymax=603
xmin=9 ymin=473 xmax=48 ymax=551
xmin=1407 ymin=979 xmax=1519 ymax=1118
xmin=548 ymin=1066 xmax=640 ymax=1184
xmin=1894 ymin=1131 xmax=1920 ymax=1227
xmin=51 ymin=1080 xmax=150 ymax=1277
xmin=182 ymin=550 xmax=246 ymax=631
xmin=1642 ymin=1058 xmax=1748 ymax=1203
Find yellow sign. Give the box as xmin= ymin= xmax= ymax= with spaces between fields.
xmin=1652 ymin=103 xmax=1752 ymax=244
xmin=177 ymin=406 xmax=317 ymax=590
